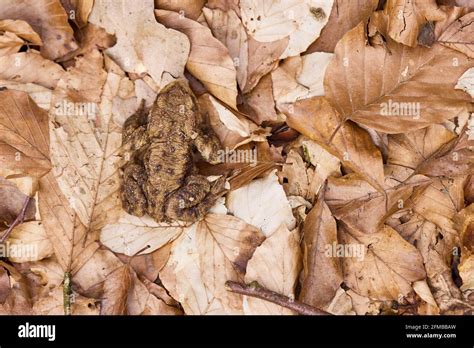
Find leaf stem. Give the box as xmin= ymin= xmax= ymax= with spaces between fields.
xmin=0 ymin=196 xmax=31 ymax=243
xmin=225 ymin=281 xmax=330 ymax=315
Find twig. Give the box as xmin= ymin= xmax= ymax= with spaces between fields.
xmin=225 ymin=281 xmax=331 ymax=315
xmin=0 ymin=196 xmax=31 ymax=243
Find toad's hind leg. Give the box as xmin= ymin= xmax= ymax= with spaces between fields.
xmin=165 ymin=175 xmax=226 ymax=222
xmin=121 ymin=163 xmax=148 ymax=217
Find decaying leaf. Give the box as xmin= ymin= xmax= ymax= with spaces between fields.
xmin=0 ymin=0 xmax=78 ymax=60
xmin=89 ymin=0 xmax=189 ymax=87
xmin=156 ymin=9 xmax=238 ymax=109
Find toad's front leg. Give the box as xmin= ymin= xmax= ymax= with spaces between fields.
xmin=165 ymin=175 xmax=226 ymax=222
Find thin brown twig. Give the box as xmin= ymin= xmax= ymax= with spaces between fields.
xmin=0 ymin=196 xmax=31 ymax=243
xmin=225 ymin=281 xmax=331 ymax=316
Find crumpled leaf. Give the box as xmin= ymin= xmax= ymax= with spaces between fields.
xmin=0 ymin=31 xmax=23 ymax=56
xmin=272 ymin=52 xmax=334 ymax=106
xmin=340 ymin=223 xmax=426 ymax=301
xmin=281 ymin=97 xmax=386 ymax=193
xmin=156 ymin=9 xmax=238 ymax=109
xmin=155 ymin=0 xmax=206 ymax=20
xmin=306 ymin=0 xmax=379 ymax=53
xmin=227 ymin=170 xmax=296 ymax=237
xmin=240 ymin=0 xmax=334 ymax=58
xmin=243 ymin=225 xmax=301 ymax=315
xmin=0 ymin=19 xmax=42 ymax=45
xmin=89 ymin=0 xmax=189 ymax=87
xmin=0 ymin=52 xmax=64 ymax=89
xmin=0 ymin=177 xmax=36 ymax=227
xmin=0 ymin=0 xmax=78 ymax=60
xmin=375 ymin=0 xmax=446 ymax=47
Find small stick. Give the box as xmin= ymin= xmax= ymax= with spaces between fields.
xmin=225 ymin=281 xmax=331 ymax=316
xmin=0 ymin=196 xmax=31 ymax=243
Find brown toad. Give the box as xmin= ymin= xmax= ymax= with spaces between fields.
xmin=121 ymin=79 xmax=226 ymax=223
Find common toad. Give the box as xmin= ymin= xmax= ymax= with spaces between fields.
xmin=121 ymin=80 xmax=226 ymax=223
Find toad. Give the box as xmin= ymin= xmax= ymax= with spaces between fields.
xmin=121 ymin=79 xmax=226 ymax=223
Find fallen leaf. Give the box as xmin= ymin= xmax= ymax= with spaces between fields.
xmin=100 ymin=264 xmax=131 ymax=315
xmin=0 ymin=89 xmax=51 ymax=177
xmin=50 ymin=50 xmax=122 ymax=233
xmin=0 ymin=52 xmax=64 ymax=89
xmin=156 ymin=9 xmax=238 ymax=109
xmin=60 ymin=0 xmax=94 ymax=28
xmin=244 ymin=225 xmax=301 ymax=314
xmin=100 ymin=212 xmax=183 ymax=256
xmin=227 ymin=170 xmax=296 ymax=237
xmin=0 ymin=0 xmax=78 ymax=60
xmin=6 ymin=221 xmax=53 ymax=263
xmin=439 ymin=12 xmax=474 ymax=58
xmin=0 ymin=32 xmax=24 ymax=56
xmin=377 ymin=0 xmax=446 ymax=47
xmin=33 ymin=286 xmax=99 ymax=315
xmin=281 ymin=97 xmax=386 ymax=193
xmin=306 ymin=0 xmax=379 ymax=53
xmin=300 ymin=199 xmax=343 ymax=308
xmin=0 ymin=177 xmax=36 ymax=227
xmin=0 ymin=19 xmax=42 ymax=45
xmin=324 ymin=21 xmax=472 ymax=133
xmin=240 ymin=0 xmax=334 ymax=58
xmin=0 ymin=81 xmax=52 ymax=110
xmin=89 ymin=0 xmax=189 ymax=87
xmin=340 ymin=223 xmax=426 ymax=301
xmin=155 ymin=0 xmax=206 ymax=20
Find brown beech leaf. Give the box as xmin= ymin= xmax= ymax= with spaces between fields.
xmin=58 ymin=23 xmax=117 ymax=63
xmin=0 ymin=0 xmax=78 ymax=60
xmin=388 ymin=123 xmax=474 ymax=177
xmin=0 ymin=52 xmax=64 ymax=89
xmin=340 ymin=223 xmax=426 ymax=301
xmin=60 ymin=0 xmax=94 ymax=28
xmin=300 ymin=198 xmax=343 ymax=309
xmin=455 ymin=204 xmax=474 ymax=292
xmin=240 ymin=74 xmax=279 ymax=125
xmin=89 ymin=0 xmax=189 ymax=87
xmin=0 ymin=177 xmax=36 ymax=227
xmin=161 ymin=213 xmax=264 ymax=314
xmin=381 ymin=0 xmax=446 ymax=47
xmin=155 ymin=0 xmax=206 ymax=20
xmin=0 ymin=89 xmax=51 ymax=177
xmin=33 ymin=287 xmax=99 ymax=315
xmin=306 ymin=0 xmax=379 ymax=53
xmin=50 ymin=50 xmax=122 ymax=233
xmin=38 ymin=172 xmax=100 ymax=274
xmin=325 ymin=171 xmax=430 ymax=234
xmin=439 ymin=12 xmax=474 ymax=58
xmin=197 ymin=214 xmax=265 ymax=312
xmin=281 ymin=97 xmax=386 ymax=193
xmin=202 ymin=7 xmax=288 ymax=93
xmin=324 ymin=21 xmax=472 ymax=134
xmin=156 ymin=9 xmax=238 ymax=109
xmin=0 ymin=32 xmax=23 ymax=56
xmin=0 ymin=20 xmax=42 ymax=46
xmin=243 ymin=225 xmax=301 ymax=315
xmin=0 ymin=266 xmax=10 ymax=303
xmin=100 ymin=264 xmax=131 ymax=315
